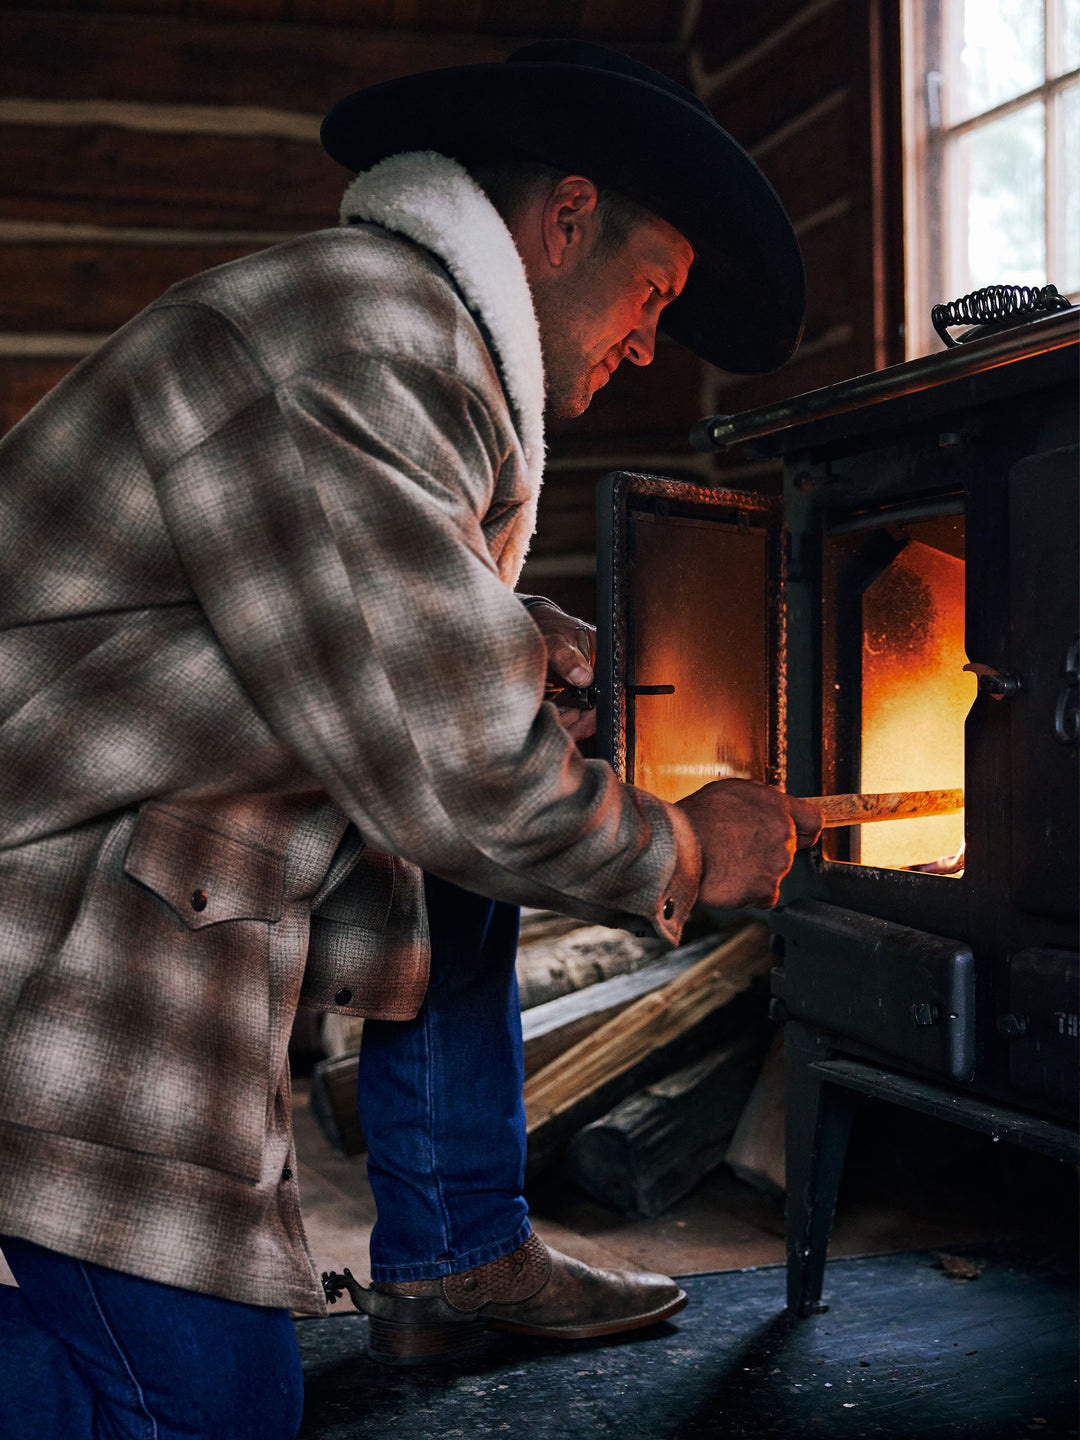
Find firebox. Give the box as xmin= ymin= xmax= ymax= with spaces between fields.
xmin=596 ymin=308 xmax=1078 ymax=1315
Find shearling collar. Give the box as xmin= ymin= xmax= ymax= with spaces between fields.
xmin=340 ymin=151 xmax=546 ymax=569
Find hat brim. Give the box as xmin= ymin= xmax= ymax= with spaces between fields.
xmin=321 ymin=62 xmax=805 ymax=374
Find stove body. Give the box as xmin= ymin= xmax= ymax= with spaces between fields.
xmin=596 ymin=314 xmax=1078 ymax=1313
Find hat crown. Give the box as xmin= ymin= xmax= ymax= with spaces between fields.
xmin=504 ymin=40 xmax=713 ymax=119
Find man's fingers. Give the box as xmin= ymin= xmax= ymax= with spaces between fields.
xmin=558 ymin=707 xmax=597 ymax=741
xmin=547 ymin=638 xmax=593 ymax=687
xmin=786 ymin=794 xmax=825 ymax=848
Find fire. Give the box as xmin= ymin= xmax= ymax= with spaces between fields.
xmin=857 ymin=539 xmax=974 ymax=872
xmin=913 ymin=839 xmax=966 ymax=875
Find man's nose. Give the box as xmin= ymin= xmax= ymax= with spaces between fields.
xmin=623 ymin=310 xmax=660 ymax=367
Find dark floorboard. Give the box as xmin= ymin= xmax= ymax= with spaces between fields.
xmin=295 ymin=1239 xmax=1078 ymax=1439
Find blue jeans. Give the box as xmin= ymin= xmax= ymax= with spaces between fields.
xmin=0 ymin=1236 xmax=303 ymax=1440
xmin=357 ymin=872 xmax=531 ymax=1281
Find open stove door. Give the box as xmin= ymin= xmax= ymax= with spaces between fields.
xmin=595 ymin=472 xmax=784 ymax=803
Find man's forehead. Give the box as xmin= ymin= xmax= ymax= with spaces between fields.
xmin=631 ymin=213 xmax=695 ymax=286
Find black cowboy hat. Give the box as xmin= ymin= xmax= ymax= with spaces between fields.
xmin=321 ymin=40 xmax=805 ymax=375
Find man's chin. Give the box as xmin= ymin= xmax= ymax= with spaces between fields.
xmin=545 ymin=378 xmax=600 ymax=420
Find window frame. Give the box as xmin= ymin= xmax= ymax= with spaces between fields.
xmin=902 ymin=0 xmax=1079 ymax=356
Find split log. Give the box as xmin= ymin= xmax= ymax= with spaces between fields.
xmin=309 ymin=1052 xmax=366 ymax=1157
xmin=806 ymin=789 xmax=965 ymax=826
xmin=304 ymin=922 xmax=702 ymax=1152
xmin=515 ymin=920 xmax=669 ymax=1011
xmin=724 ymin=1028 xmax=787 ymax=1195
xmin=522 ymin=932 xmax=729 ymax=1078
xmin=321 ymin=1012 xmax=365 ymax=1060
xmin=525 ymin=923 xmax=771 ymax=1174
xmin=560 ymin=1029 xmax=769 ymax=1217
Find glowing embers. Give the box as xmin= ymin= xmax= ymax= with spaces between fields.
xmin=822 ymin=513 xmax=975 ymax=874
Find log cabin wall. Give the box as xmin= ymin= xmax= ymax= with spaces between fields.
xmin=0 ymin=1 xmax=903 ymax=622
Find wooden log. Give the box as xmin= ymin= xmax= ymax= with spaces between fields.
xmin=517 ymin=908 xmax=589 ymax=947
xmin=0 ymin=357 xmax=77 ymax=437
xmin=724 ymin=1027 xmax=786 ymax=1196
xmin=524 ymin=922 xmax=771 ymax=1173
xmin=521 ymin=933 xmax=730 ymax=1078
xmin=0 ymin=14 xmax=685 ymax=113
xmin=320 ymin=1012 xmax=365 ymax=1060
xmin=309 ymin=1051 xmax=366 ymax=1157
xmin=806 ymin=788 xmax=965 ymax=827
xmin=560 ymin=1029 xmax=769 ymax=1217
xmin=516 ymin=922 xmax=669 ymax=1011
xmin=0 ymin=243 xmax=271 ymax=333
xmin=0 ymin=125 xmax=342 ymax=231
xmin=0 ymin=14 xmax=515 ymax=111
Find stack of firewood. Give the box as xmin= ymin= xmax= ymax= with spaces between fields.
xmin=306 ymin=911 xmax=786 ymax=1217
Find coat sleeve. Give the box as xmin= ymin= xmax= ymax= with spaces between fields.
xmin=151 ymin=337 xmax=701 ymax=941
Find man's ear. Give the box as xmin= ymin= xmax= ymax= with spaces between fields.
xmin=539 ymin=176 xmax=600 ymax=269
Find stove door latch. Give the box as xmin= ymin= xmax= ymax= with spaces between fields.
xmin=963 ymin=661 xmax=1021 ymax=700
xmin=1052 ymin=634 xmax=1079 ymax=744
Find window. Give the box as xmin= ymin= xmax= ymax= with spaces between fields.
xmin=902 ymin=0 xmax=1079 ymax=355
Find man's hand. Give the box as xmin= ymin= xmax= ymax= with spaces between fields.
xmin=676 ymin=779 xmax=824 ymax=910
xmin=528 ymin=601 xmax=597 ymax=741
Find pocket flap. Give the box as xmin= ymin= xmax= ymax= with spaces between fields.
xmin=124 ymin=804 xmax=284 ymax=928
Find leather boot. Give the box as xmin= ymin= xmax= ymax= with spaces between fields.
xmin=323 ymin=1232 xmax=687 ymax=1366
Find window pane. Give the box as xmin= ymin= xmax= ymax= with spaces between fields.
xmin=1064 ymin=82 xmax=1080 ymax=291
xmin=960 ymin=101 xmax=1046 ymax=289
xmin=954 ymin=0 xmax=1044 ymax=120
xmin=1063 ymin=0 xmax=1080 ymax=73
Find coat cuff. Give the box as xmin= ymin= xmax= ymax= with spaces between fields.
xmin=632 ymin=791 xmax=703 ymax=945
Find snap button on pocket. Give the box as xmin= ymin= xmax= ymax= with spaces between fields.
xmin=124 ymin=805 xmax=285 ymax=929
xmin=662 ymin=896 xmax=675 ymax=920
xmin=334 ymin=987 xmax=353 ymax=1006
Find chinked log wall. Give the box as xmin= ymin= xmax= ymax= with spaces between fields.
xmin=0 ymin=1 xmax=902 ymax=622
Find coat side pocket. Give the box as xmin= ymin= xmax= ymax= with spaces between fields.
xmin=301 ymin=849 xmax=429 ymax=1020
xmin=0 ymin=807 xmax=277 ymax=1182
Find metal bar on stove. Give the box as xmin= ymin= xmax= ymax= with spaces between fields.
xmin=690 ymin=310 xmax=1078 ymax=453
xmin=803 ymin=788 xmax=965 ymax=826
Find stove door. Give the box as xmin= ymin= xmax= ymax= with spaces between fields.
xmin=1008 ymin=443 xmax=1079 ymax=918
xmin=595 ymin=472 xmax=783 ymax=801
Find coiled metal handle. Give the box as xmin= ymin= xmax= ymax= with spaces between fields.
xmin=932 ymin=283 xmax=1072 ymax=347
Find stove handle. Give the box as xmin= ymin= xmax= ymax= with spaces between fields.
xmin=962 ymin=661 xmax=1021 ymax=700
xmin=1052 ymin=634 xmax=1079 ymax=745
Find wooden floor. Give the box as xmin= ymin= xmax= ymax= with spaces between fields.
xmin=296 ymin=1241 xmax=1079 ymax=1439
xmin=1 ymin=1076 xmax=1072 ymax=1298
xmin=293 ymin=1075 xmax=1078 ymax=1291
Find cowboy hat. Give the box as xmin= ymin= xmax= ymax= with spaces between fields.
xmin=321 ymin=39 xmax=805 ymax=374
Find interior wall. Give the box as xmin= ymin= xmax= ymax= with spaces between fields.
xmin=0 ymin=1 xmax=904 ymax=621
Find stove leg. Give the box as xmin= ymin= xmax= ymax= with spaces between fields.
xmin=783 ymin=1024 xmax=857 ymax=1316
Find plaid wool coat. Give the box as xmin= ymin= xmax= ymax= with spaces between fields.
xmin=0 ymin=153 xmax=701 ymax=1312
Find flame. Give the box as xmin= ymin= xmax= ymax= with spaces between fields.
xmin=912 ymin=839 xmax=966 ymax=875
xmin=857 ymin=540 xmax=973 ymax=872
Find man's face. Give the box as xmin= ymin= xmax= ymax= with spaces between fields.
xmin=535 ymin=213 xmax=695 ymax=420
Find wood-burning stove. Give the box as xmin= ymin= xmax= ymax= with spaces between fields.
xmin=596 ymin=309 xmax=1079 ymax=1314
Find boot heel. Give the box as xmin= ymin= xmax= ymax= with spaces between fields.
xmin=367 ymin=1313 xmax=485 ymax=1366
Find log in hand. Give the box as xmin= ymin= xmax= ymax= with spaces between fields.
xmin=676 ymin=779 xmax=824 ymax=910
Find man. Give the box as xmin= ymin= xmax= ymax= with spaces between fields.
xmin=0 ymin=39 xmax=820 ymax=1438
